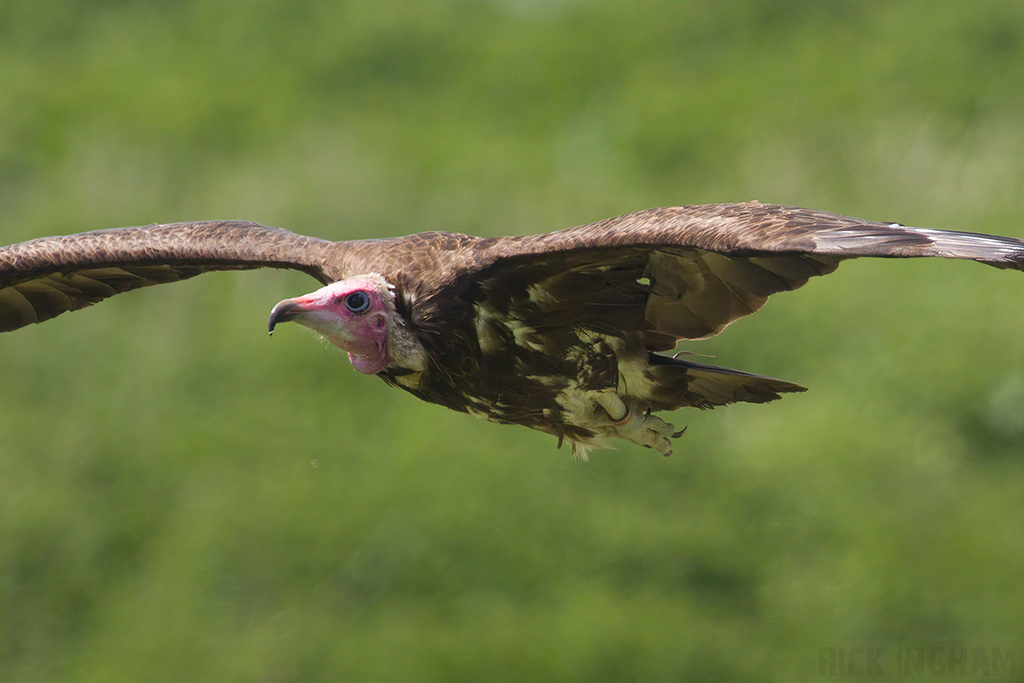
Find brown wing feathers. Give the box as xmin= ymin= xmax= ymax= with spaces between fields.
xmin=495 ymin=203 xmax=1024 ymax=266
xmin=2 ymin=203 xmax=1022 ymax=338
xmin=477 ymin=203 xmax=1022 ymax=343
xmin=0 ymin=221 xmax=339 ymax=331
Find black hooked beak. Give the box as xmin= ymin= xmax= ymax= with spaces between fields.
xmin=268 ymin=299 xmax=303 ymax=335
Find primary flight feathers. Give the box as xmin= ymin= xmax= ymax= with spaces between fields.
xmin=3 ymin=202 xmax=1021 ymax=458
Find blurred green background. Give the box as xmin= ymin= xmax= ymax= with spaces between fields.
xmin=2 ymin=1 xmax=1023 ymax=681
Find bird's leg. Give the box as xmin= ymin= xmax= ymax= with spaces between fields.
xmin=595 ymin=393 xmax=680 ymax=456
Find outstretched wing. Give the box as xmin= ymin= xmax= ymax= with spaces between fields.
xmin=470 ymin=202 xmax=1024 ymax=349
xmin=0 ymin=221 xmax=341 ymax=332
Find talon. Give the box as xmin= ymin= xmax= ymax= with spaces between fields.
xmin=602 ymin=397 xmax=679 ymax=455
xmin=663 ymin=450 xmax=672 ymax=457
xmin=672 ymin=426 xmax=687 ymax=438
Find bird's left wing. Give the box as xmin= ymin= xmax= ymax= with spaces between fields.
xmin=466 ymin=202 xmax=1024 ymax=350
xmin=0 ymin=221 xmax=341 ymax=332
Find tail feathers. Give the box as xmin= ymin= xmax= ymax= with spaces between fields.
xmin=647 ymin=353 xmax=806 ymax=409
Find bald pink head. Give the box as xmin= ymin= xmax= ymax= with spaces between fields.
xmin=268 ymin=275 xmax=393 ymax=374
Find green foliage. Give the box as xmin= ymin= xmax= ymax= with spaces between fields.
xmin=1 ymin=0 xmax=1022 ymax=680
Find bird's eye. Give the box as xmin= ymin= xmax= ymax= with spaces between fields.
xmin=344 ymin=291 xmax=371 ymax=314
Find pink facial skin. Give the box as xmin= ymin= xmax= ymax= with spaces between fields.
xmin=268 ymin=277 xmax=391 ymax=374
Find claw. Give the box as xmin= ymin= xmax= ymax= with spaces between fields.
xmin=596 ymin=394 xmax=689 ymax=456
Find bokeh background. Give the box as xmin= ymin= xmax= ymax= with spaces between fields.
xmin=2 ymin=1 xmax=1023 ymax=681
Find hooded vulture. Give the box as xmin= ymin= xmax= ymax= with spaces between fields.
xmin=2 ymin=202 xmax=1022 ymax=459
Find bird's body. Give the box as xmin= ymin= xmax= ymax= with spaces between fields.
xmin=3 ymin=202 xmax=1022 ymax=459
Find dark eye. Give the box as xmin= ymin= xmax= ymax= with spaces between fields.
xmin=344 ymin=291 xmax=371 ymax=314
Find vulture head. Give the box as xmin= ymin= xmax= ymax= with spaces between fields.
xmin=268 ymin=273 xmax=406 ymax=375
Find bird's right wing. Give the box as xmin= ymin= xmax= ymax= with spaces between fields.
xmin=467 ymin=203 xmax=1024 ymax=347
xmin=0 ymin=221 xmax=340 ymax=332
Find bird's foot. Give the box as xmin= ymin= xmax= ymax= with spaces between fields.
xmin=596 ymin=394 xmax=684 ymax=456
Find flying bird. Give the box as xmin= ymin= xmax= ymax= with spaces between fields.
xmin=2 ymin=202 xmax=1022 ymax=459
